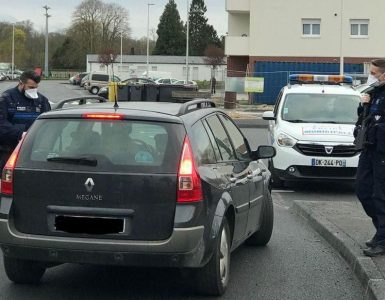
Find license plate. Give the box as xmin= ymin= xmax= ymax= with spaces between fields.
xmin=311 ymin=158 xmax=346 ymax=167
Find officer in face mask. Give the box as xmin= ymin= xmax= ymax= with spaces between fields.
xmin=0 ymin=70 xmax=51 ymax=170
xmin=355 ymin=59 xmax=385 ymax=257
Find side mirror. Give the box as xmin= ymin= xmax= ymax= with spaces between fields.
xmin=262 ymin=111 xmax=276 ymax=121
xmin=251 ymin=145 xmax=276 ymax=160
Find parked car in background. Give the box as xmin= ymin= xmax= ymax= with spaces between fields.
xmin=80 ymin=74 xmax=89 ymax=87
xmin=0 ymin=99 xmax=275 ymax=296
xmin=84 ymin=72 xmax=121 ymax=95
xmin=68 ymin=75 xmax=76 ymax=85
xmin=5 ymin=70 xmax=22 ymax=80
xmin=0 ymin=72 xmax=7 ymax=81
xmin=74 ymin=72 xmax=89 ymax=85
xmin=174 ymin=80 xmax=198 ymax=91
xmin=154 ymin=78 xmax=179 ymax=85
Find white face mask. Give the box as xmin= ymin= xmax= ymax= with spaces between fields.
xmin=367 ymin=73 xmax=385 ymax=87
xmin=24 ymin=88 xmax=38 ymax=99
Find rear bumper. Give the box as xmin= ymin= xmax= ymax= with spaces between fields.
xmin=0 ymin=219 xmax=206 ymax=267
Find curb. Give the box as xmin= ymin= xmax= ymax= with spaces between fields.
xmin=291 ymin=201 xmax=385 ymax=300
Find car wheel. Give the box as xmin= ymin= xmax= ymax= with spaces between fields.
xmin=268 ymin=160 xmax=284 ymax=188
xmin=4 ymin=256 xmax=46 ymax=284
xmin=246 ymin=190 xmax=274 ymax=246
xmin=194 ymin=217 xmax=230 ymax=296
xmin=90 ymin=87 xmax=99 ymax=94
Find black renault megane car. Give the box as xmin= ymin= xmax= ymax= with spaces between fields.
xmin=0 ymin=99 xmax=275 ymax=296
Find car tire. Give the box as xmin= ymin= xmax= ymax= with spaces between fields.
xmin=246 ymin=190 xmax=274 ymax=246
xmin=268 ymin=160 xmax=284 ymax=188
xmin=90 ymin=87 xmax=99 ymax=95
xmin=194 ymin=217 xmax=230 ymax=296
xmin=4 ymin=256 xmax=46 ymax=284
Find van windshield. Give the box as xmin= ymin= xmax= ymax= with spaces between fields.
xmin=19 ymin=119 xmax=185 ymax=173
xmin=281 ymin=93 xmax=360 ymax=124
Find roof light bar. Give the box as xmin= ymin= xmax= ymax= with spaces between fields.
xmin=289 ymin=74 xmax=353 ymax=85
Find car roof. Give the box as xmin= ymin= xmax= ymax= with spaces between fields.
xmin=40 ymin=100 xmax=218 ymax=124
xmin=283 ymin=84 xmax=360 ymax=96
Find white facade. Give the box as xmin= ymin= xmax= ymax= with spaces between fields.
xmin=86 ymin=55 xmax=227 ymax=82
xmin=225 ymin=0 xmax=385 ymax=58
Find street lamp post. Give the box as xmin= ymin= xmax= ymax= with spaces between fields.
xmin=120 ymin=32 xmax=123 ymax=78
xmin=339 ymin=0 xmax=344 ymax=75
xmin=43 ymin=5 xmax=51 ymax=77
xmin=146 ymin=3 xmax=155 ymax=78
xmin=186 ymin=0 xmax=190 ymax=82
xmin=11 ymin=24 xmax=14 ymax=78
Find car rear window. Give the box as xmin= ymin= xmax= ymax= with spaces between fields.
xmin=18 ymin=119 xmax=185 ymax=173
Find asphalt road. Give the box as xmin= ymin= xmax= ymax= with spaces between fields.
xmin=0 ymin=81 xmax=365 ymax=299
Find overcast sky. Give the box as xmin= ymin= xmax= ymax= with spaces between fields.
xmin=0 ymin=0 xmax=227 ymax=39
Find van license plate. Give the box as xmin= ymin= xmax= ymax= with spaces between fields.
xmin=311 ymin=159 xmax=346 ymax=167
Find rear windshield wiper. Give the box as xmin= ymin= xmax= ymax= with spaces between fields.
xmin=47 ymin=156 xmax=97 ymax=166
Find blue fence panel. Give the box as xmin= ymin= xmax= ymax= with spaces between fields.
xmin=252 ymin=61 xmax=364 ymax=104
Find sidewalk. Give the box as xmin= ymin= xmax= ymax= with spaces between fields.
xmin=293 ymin=200 xmax=385 ymax=300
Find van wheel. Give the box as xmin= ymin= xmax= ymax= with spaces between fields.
xmin=4 ymin=256 xmax=46 ymax=284
xmin=246 ymin=190 xmax=274 ymax=246
xmin=194 ymin=217 xmax=230 ymax=296
xmin=90 ymin=87 xmax=99 ymax=94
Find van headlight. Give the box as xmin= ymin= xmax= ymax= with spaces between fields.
xmin=277 ymin=132 xmax=297 ymax=147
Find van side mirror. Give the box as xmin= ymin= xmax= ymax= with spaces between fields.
xmin=262 ymin=111 xmax=276 ymax=120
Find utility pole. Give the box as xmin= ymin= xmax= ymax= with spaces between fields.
xmin=11 ymin=24 xmax=14 ymax=78
xmin=146 ymin=3 xmax=155 ymax=78
xmin=120 ymin=32 xmax=123 ymax=78
xmin=43 ymin=5 xmax=51 ymax=77
xmin=339 ymin=0 xmax=344 ymax=75
xmin=186 ymin=0 xmax=190 ymax=82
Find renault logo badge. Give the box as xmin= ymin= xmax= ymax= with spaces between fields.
xmin=84 ymin=178 xmax=95 ymax=192
xmin=325 ymin=146 xmax=334 ymax=155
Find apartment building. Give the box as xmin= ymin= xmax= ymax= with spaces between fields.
xmin=225 ymin=0 xmax=385 ymax=103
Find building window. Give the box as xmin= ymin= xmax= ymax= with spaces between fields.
xmin=350 ymin=19 xmax=369 ymax=37
xmin=302 ymin=19 xmax=321 ymax=37
xmin=151 ymin=66 xmax=157 ymax=71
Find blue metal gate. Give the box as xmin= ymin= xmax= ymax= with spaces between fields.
xmin=252 ymin=61 xmax=364 ymax=104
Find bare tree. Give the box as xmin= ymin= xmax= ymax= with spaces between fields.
xmin=98 ymin=47 xmax=117 ymax=74
xmin=204 ymin=45 xmax=225 ymax=73
xmin=71 ymin=0 xmax=130 ymax=54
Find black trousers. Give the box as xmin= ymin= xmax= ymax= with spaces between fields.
xmin=0 ymin=150 xmax=12 ymax=171
xmin=356 ymin=148 xmax=385 ymax=244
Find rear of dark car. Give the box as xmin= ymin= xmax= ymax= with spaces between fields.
xmin=0 ymin=106 xmax=215 ymax=268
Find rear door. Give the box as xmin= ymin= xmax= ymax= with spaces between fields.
xmin=14 ymin=117 xmax=185 ymax=241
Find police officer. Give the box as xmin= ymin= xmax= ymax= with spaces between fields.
xmin=0 ymin=70 xmax=51 ymax=169
xmin=355 ymin=59 xmax=385 ymax=257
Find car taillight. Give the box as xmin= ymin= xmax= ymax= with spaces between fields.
xmin=177 ymin=137 xmax=203 ymax=203
xmin=1 ymin=135 xmax=25 ymax=196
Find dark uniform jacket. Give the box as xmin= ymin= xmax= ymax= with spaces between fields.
xmin=0 ymin=86 xmax=51 ymax=149
xmin=356 ymin=84 xmax=385 ymax=152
